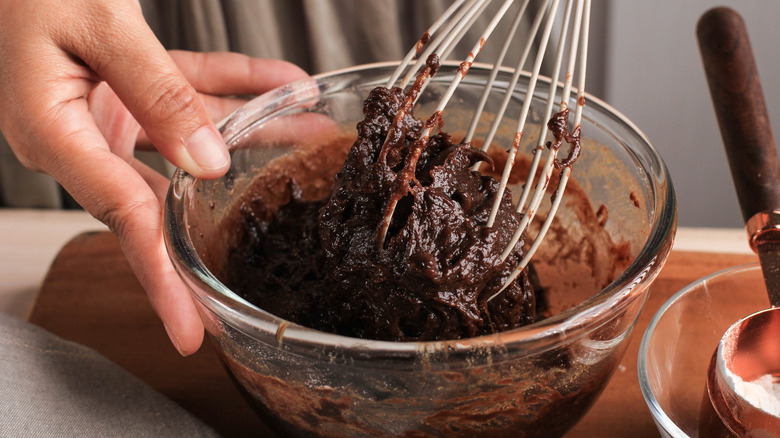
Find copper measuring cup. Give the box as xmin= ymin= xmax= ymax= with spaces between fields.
xmin=698 ymin=6 xmax=780 ymax=437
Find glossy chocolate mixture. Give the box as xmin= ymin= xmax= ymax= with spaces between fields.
xmin=224 ymin=58 xmax=578 ymax=342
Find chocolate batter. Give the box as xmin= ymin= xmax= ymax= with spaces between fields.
xmin=223 ymin=57 xmax=579 ymax=342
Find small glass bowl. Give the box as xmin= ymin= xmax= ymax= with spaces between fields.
xmin=165 ymin=62 xmax=676 ymax=437
xmin=638 ymin=263 xmax=771 ymax=437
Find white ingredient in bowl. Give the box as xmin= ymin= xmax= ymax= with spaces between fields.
xmin=718 ymin=348 xmax=780 ymax=417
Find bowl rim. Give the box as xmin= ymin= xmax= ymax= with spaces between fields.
xmin=165 ymin=60 xmax=677 ymax=364
xmin=637 ymin=262 xmax=761 ymax=437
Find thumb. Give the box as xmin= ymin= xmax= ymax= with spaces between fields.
xmin=61 ymin=2 xmax=229 ymax=178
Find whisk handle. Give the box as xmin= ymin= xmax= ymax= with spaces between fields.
xmin=697 ymin=6 xmax=780 ymax=222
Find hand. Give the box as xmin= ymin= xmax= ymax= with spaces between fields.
xmin=0 ymin=0 xmax=309 ymax=355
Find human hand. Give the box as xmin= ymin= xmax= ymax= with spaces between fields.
xmin=0 ymin=0 xmax=308 ymax=355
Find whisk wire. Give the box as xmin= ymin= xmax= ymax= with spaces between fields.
xmin=502 ymin=0 xmax=582 ymax=251
xmin=514 ymin=0 xmax=571 ymax=214
xmin=464 ymin=0 xmax=538 ymax=144
xmin=385 ymin=0 xmax=470 ymax=88
xmin=378 ymin=0 xmax=518 ymax=245
xmin=487 ymin=0 xmax=564 ymax=228
xmin=438 ymin=0 xmax=494 ymax=62
xmin=379 ymin=0 xmax=591 ymax=297
xmin=492 ymin=0 xmax=591 ymax=298
xmin=390 ymin=0 xmax=487 ymax=90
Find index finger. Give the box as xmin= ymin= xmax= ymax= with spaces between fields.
xmin=56 ymin=0 xmax=229 ymax=179
xmin=169 ymin=51 xmax=310 ymax=97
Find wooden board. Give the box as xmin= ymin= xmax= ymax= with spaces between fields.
xmin=27 ymin=231 xmax=758 ymax=437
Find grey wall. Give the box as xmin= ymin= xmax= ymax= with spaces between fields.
xmin=601 ymin=1 xmax=780 ymax=228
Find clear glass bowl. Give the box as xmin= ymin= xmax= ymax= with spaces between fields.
xmin=638 ymin=264 xmax=771 ymax=437
xmin=165 ymin=62 xmax=676 ymax=437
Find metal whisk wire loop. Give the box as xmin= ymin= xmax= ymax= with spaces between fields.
xmin=380 ymin=0 xmax=592 ymax=299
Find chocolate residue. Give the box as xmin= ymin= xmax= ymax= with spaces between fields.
xmin=596 ymin=204 xmax=608 ymax=227
xmin=630 ymin=191 xmax=641 ymax=208
xmin=548 ymin=108 xmax=582 ymax=169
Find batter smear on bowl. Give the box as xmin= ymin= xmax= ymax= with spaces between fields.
xmin=225 ymin=56 xmax=580 ymax=342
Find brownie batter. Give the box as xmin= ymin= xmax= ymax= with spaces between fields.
xmin=222 ymin=59 xmax=568 ymax=342
xmin=208 ymin=62 xmax=637 ymax=437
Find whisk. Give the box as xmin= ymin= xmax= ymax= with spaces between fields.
xmin=376 ymin=0 xmax=591 ymax=300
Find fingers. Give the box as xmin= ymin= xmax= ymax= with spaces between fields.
xmin=57 ymin=1 xmax=230 ymax=179
xmin=0 ymin=0 xmax=205 ymax=355
xmin=130 ymin=157 xmax=171 ymax=203
xmin=41 ymin=104 xmax=205 ymax=355
xmin=169 ymin=51 xmax=310 ymax=97
xmin=136 ymin=52 xmax=313 ymax=151
xmin=136 ymin=95 xmax=253 ymax=151
xmin=0 ymin=0 xmax=318 ymax=358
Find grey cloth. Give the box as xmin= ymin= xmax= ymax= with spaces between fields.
xmin=0 ymin=313 xmax=220 ymax=437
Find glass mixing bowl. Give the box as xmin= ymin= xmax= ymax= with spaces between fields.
xmin=638 ymin=264 xmax=770 ymax=437
xmin=165 ymin=62 xmax=676 ymax=437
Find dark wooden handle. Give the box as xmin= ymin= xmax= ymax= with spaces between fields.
xmin=697 ymin=7 xmax=780 ymax=223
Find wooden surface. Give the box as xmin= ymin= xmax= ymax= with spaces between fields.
xmin=27 ymin=231 xmax=759 ymax=437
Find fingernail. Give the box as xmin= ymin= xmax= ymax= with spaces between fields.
xmin=186 ymin=126 xmax=230 ymax=172
xmin=163 ymin=323 xmax=187 ymax=356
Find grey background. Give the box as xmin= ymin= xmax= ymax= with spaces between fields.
xmin=597 ymin=0 xmax=780 ymax=228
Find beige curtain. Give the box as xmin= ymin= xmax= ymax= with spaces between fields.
xmin=0 ymin=0 xmax=546 ymax=208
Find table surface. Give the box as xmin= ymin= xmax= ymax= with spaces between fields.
xmin=0 ymin=209 xmax=107 ymax=318
xmin=0 ymin=208 xmax=754 ymax=320
xmin=0 ymin=208 xmax=761 ymax=436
